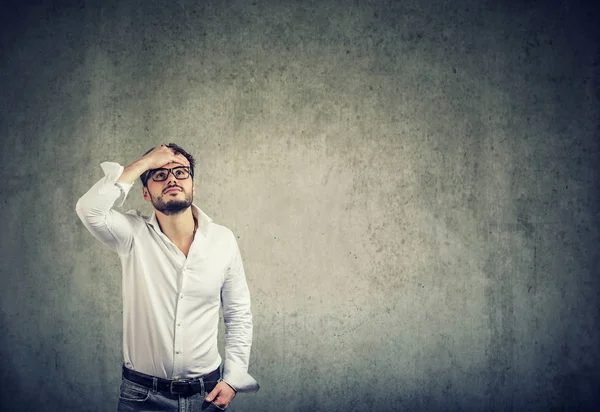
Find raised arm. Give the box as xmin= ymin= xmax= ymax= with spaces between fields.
xmin=75 ymin=145 xmax=190 ymax=254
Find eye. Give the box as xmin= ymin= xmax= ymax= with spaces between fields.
xmin=153 ymin=171 xmax=167 ymax=180
xmin=174 ymin=169 xmax=187 ymax=177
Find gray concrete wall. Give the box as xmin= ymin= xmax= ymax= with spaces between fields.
xmin=1 ymin=0 xmax=598 ymax=411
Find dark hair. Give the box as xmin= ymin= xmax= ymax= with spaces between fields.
xmin=140 ymin=143 xmax=196 ymax=187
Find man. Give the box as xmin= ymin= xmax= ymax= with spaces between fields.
xmin=76 ymin=143 xmax=258 ymax=411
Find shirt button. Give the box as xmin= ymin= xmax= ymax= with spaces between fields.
xmin=176 ymin=350 xmax=181 ymax=354
xmin=180 ymin=294 xmax=184 ymax=299
xmin=177 ymin=322 xmax=182 ymax=326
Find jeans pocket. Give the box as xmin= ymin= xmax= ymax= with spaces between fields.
xmin=202 ymin=401 xmax=227 ymax=411
xmin=203 ymin=380 xmax=219 ymax=395
xmin=119 ymin=378 xmax=150 ymax=402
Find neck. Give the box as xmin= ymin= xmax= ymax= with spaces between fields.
xmin=155 ymin=207 xmax=197 ymax=242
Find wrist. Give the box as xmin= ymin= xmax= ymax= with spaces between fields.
xmin=219 ymin=379 xmax=237 ymax=393
xmin=117 ymin=158 xmax=152 ymax=185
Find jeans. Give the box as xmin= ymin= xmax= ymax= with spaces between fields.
xmin=117 ymin=374 xmax=228 ymax=412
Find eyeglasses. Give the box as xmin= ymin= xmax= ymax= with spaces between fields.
xmin=145 ymin=166 xmax=192 ymax=183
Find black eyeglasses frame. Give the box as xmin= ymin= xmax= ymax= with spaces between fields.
xmin=142 ymin=166 xmax=192 ymax=185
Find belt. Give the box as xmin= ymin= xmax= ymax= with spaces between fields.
xmin=122 ymin=365 xmax=221 ymax=396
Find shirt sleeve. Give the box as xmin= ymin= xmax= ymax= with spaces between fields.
xmin=75 ymin=162 xmax=135 ymax=255
xmin=220 ymin=232 xmax=260 ymax=393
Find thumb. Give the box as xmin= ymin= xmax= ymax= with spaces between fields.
xmin=205 ymin=387 xmax=219 ymax=402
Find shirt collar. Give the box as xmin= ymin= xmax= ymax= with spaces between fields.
xmin=145 ymin=204 xmax=213 ymax=238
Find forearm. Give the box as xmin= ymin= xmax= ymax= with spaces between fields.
xmin=224 ymin=311 xmax=253 ymax=367
xmin=76 ymin=163 xmax=128 ymax=217
xmin=117 ymin=157 xmax=152 ymax=185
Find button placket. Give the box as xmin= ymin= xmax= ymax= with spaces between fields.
xmin=172 ymin=265 xmax=188 ymax=377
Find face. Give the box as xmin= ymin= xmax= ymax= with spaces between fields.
xmin=142 ymin=162 xmax=195 ymax=216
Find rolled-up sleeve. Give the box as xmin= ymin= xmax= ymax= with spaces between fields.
xmin=75 ymin=162 xmax=135 ymax=255
xmin=220 ymin=232 xmax=259 ymax=393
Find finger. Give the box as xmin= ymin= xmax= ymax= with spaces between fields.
xmin=205 ymin=387 xmax=220 ymax=402
xmin=212 ymin=395 xmax=230 ymax=409
xmin=165 ymin=150 xmax=180 ymax=161
xmin=214 ymin=387 xmax=234 ymax=404
xmin=155 ymin=146 xmax=173 ymax=158
xmin=176 ymin=154 xmax=190 ymax=166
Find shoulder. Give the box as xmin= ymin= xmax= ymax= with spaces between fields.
xmin=194 ymin=205 xmax=239 ymax=246
xmin=207 ymin=222 xmax=241 ymax=255
xmin=208 ymin=221 xmax=237 ymax=242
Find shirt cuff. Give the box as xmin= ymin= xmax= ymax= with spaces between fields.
xmin=99 ymin=162 xmax=133 ymax=207
xmin=221 ymin=359 xmax=260 ymax=393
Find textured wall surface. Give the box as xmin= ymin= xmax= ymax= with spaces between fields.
xmin=1 ymin=0 xmax=599 ymax=411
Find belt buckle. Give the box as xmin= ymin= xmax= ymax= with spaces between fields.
xmin=170 ymin=378 xmax=191 ymax=395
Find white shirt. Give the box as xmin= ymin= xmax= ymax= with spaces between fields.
xmin=75 ymin=162 xmax=258 ymax=392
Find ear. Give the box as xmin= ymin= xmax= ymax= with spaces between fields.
xmin=142 ymin=186 xmax=151 ymax=202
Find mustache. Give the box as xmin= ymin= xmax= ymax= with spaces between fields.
xmin=163 ymin=185 xmax=184 ymax=194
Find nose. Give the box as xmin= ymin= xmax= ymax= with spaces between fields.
xmin=165 ymin=169 xmax=181 ymax=184
xmin=166 ymin=174 xmax=179 ymax=186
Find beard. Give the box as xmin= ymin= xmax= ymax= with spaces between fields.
xmin=150 ymin=190 xmax=193 ymax=216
